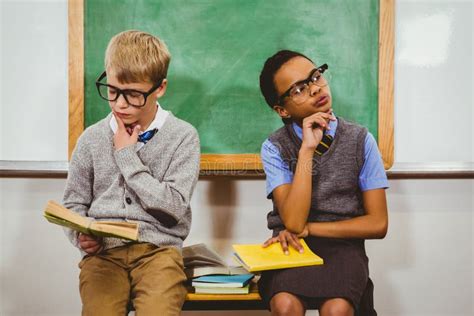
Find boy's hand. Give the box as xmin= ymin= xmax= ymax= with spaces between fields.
xmin=262 ymin=229 xmax=305 ymax=255
xmin=301 ymin=111 xmax=336 ymax=151
xmin=78 ymin=233 xmax=103 ymax=254
xmin=113 ymin=112 xmax=141 ymax=150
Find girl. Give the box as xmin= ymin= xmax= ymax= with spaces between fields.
xmin=258 ymin=50 xmax=388 ymax=316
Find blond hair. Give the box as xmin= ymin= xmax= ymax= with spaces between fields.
xmin=105 ymin=30 xmax=171 ymax=84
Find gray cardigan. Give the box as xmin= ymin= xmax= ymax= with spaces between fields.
xmin=63 ymin=112 xmax=200 ymax=254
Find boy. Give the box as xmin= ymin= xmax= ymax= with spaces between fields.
xmin=63 ymin=30 xmax=200 ymax=315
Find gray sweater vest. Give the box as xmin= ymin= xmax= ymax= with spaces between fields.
xmin=266 ymin=118 xmax=367 ymax=235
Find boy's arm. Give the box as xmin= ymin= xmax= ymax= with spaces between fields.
xmin=114 ymin=129 xmax=200 ymax=227
xmin=62 ymin=138 xmax=93 ymax=248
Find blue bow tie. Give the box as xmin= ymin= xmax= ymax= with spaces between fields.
xmin=138 ymin=128 xmax=158 ymax=143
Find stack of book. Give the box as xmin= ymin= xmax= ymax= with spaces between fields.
xmin=191 ymin=273 xmax=255 ymax=294
xmin=182 ymin=243 xmax=255 ymax=294
xmin=182 ymin=243 xmax=248 ymax=278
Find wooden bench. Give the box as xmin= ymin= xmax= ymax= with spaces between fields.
xmin=128 ymin=286 xmax=265 ymax=311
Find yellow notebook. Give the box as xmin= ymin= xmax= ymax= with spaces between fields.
xmin=232 ymin=239 xmax=323 ymax=272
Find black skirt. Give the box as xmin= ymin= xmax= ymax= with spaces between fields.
xmin=258 ymin=236 xmax=376 ymax=315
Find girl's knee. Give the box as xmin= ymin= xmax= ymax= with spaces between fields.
xmin=320 ymin=298 xmax=354 ymax=316
xmin=270 ymin=292 xmax=305 ymax=316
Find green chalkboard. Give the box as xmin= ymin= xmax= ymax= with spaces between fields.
xmin=84 ymin=0 xmax=379 ymax=155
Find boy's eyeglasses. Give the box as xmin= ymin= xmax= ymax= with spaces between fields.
xmin=95 ymin=71 xmax=163 ymax=108
xmin=278 ymin=64 xmax=330 ymax=106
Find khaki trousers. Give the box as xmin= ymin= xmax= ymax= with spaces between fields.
xmin=79 ymin=243 xmax=187 ymax=316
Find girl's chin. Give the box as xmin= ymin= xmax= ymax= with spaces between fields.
xmin=317 ymin=104 xmax=332 ymax=114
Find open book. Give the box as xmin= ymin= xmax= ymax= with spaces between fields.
xmin=43 ymin=200 xmax=139 ymax=241
xmin=233 ymin=239 xmax=324 ymax=272
xmin=182 ymin=243 xmax=248 ymax=279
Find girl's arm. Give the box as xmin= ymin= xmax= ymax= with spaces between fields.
xmin=304 ymin=188 xmax=388 ymax=239
xmin=273 ymin=112 xmax=335 ymax=233
xmin=263 ymin=188 xmax=388 ymax=254
xmin=272 ymin=148 xmax=313 ymax=233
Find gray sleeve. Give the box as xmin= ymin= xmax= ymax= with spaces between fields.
xmin=114 ymin=129 xmax=200 ymax=227
xmin=62 ymin=136 xmax=93 ymax=248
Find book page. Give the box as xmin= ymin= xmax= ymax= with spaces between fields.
xmin=44 ymin=200 xmax=90 ymax=228
xmin=182 ymin=243 xmax=227 ymax=268
xmin=44 ymin=201 xmax=138 ymax=241
xmin=90 ymin=221 xmax=138 ymax=241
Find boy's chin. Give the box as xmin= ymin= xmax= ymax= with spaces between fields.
xmin=121 ymin=118 xmax=138 ymax=127
xmin=124 ymin=122 xmax=139 ymax=128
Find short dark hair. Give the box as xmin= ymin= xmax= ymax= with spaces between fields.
xmin=259 ymin=50 xmax=313 ymax=109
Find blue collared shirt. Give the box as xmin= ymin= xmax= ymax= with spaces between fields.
xmin=261 ymin=117 xmax=389 ymax=198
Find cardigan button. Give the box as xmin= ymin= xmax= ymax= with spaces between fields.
xmin=125 ymin=197 xmax=132 ymax=205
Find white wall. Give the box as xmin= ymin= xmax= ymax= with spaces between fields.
xmin=0 ymin=0 xmax=68 ymax=161
xmin=1 ymin=0 xmax=473 ymax=316
xmin=394 ymin=0 xmax=473 ymax=163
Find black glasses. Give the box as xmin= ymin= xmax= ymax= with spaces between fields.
xmin=95 ymin=71 xmax=163 ymax=108
xmin=278 ymin=64 xmax=329 ymax=105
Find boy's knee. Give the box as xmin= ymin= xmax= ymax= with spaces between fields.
xmin=270 ymin=292 xmax=304 ymax=316
xmin=320 ymin=298 xmax=354 ymax=316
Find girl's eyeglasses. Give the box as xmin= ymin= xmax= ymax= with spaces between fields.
xmin=278 ymin=64 xmax=330 ymax=105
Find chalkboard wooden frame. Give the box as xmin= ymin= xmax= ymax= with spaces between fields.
xmin=68 ymin=0 xmax=394 ymax=173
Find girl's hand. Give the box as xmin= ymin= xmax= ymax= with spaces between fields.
xmin=78 ymin=233 xmax=103 ymax=254
xmin=262 ymin=230 xmax=304 ymax=255
xmin=301 ymin=111 xmax=336 ymax=151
